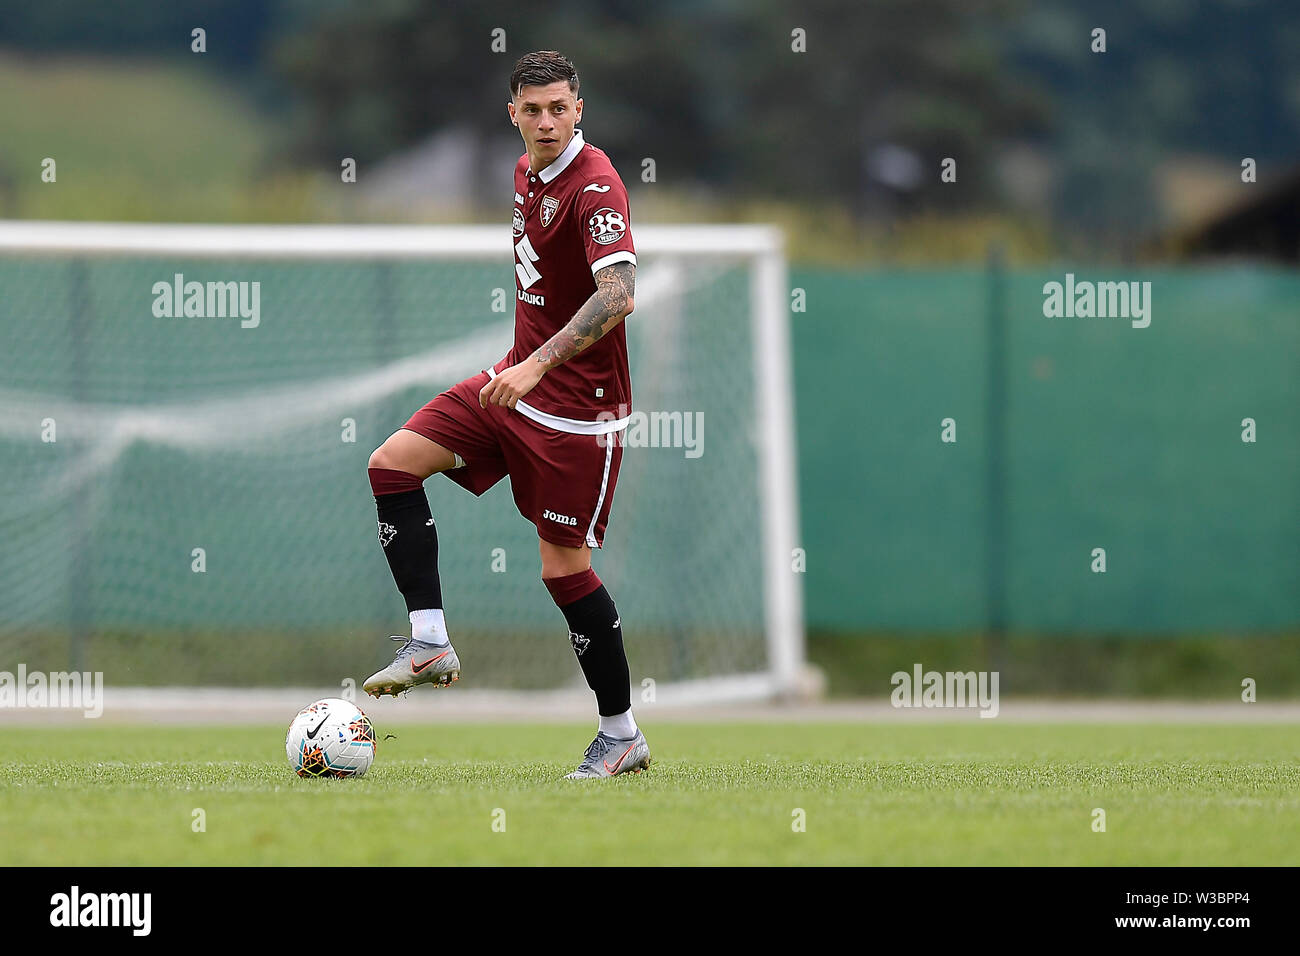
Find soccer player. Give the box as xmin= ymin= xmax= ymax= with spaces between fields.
xmin=362 ymin=51 xmax=649 ymax=779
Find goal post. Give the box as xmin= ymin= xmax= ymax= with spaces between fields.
xmin=0 ymin=221 xmax=805 ymax=706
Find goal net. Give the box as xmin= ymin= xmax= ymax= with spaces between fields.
xmin=0 ymin=222 xmax=803 ymax=706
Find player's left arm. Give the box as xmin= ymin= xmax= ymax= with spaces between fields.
xmin=479 ymin=263 xmax=634 ymax=409
xmin=536 ymin=260 xmax=635 ymax=367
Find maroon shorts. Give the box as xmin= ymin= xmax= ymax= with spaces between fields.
xmin=402 ymin=370 xmax=625 ymax=549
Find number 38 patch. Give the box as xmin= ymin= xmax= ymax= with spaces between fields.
xmin=587 ymin=208 xmax=626 ymax=245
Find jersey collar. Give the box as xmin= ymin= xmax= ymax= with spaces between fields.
xmin=532 ymin=128 xmax=585 ymax=184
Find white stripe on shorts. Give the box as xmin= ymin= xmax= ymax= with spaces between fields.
xmin=585 ymin=435 xmax=616 ymax=548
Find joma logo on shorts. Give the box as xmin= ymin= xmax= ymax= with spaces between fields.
xmin=543 ymin=509 xmax=578 ymax=526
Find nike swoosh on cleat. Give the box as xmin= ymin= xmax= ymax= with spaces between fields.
xmin=603 ymin=743 xmax=637 ymax=774
xmin=411 ymin=650 xmax=450 ymax=674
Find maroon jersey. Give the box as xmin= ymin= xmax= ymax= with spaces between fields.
xmin=497 ymin=128 xmax=636 ymax=426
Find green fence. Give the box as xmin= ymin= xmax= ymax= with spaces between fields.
xmin=0 ymin=258 xmax=1295 ymax=678
xmin=793 ymin=265 xmax=1299 ymax=635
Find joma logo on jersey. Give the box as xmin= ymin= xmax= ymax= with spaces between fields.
xmin=543 ymin=509 xmax=578 ymax=526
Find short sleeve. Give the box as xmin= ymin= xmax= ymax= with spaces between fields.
xmin=575 ymin=173 xmax=637 ymax=275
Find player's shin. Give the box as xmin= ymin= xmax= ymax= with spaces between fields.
xmin=363 ymin=468 xmax=461 ymax=696
xmin=369 ymin=468 xmax=448 ymax=643
xmin=545 ymin=569 xmax=636 ymax=735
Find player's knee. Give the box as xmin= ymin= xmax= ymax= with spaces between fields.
xmin=542 ymin=565 xmax=602 ymax=607
xmin=367 ymin=439 xmax=429 ymax=495
xmin=538 ymin=539 xmax=592 ymax=579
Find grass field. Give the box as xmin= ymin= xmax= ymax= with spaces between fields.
xmin=3 ymin=721 xmax=1298 ymax=865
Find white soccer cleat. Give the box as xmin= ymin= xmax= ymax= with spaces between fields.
xmin=363 ymin=636 xmax=461 ymax=698
xmin=564 ymin=730 xmax=651 ymax=779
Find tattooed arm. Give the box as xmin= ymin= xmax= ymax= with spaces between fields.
xmin=535 ymin=261 xmax=636 ymax=370
xmin=478 ymin=262 xmax=636 ymax=409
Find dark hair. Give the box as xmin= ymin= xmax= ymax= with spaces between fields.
xmin=509 ymin=50 xmax=579 ymax=100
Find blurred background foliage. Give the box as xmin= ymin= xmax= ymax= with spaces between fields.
xmin=0 ymin=0 xmax=1295 ymax=263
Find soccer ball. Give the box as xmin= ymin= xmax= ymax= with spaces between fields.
xmin=286 ymin=698 xmax=377 ymax=778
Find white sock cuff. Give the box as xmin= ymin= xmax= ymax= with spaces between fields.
xmin=409 ymin=608 xmax=450 ymax=645
xmin=598 ymin=707 xmax=638 ymax=739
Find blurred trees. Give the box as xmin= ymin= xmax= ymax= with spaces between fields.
xmin=266 ymin=0 xmax=1299 ymax=230
xmin=0 ymin=0 xmax=273 ymax=65
xmin=269 ymin=0 xmax=1046 ymax=217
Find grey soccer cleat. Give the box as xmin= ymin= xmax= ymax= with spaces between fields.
xmin=363 ymin=635 xmax=461 ymax=698
xmin=564 ymin=730 xmax=651 ymax=779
